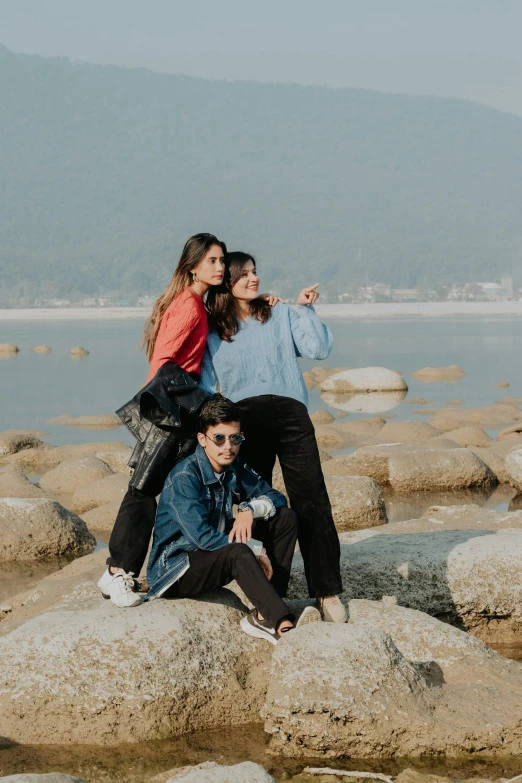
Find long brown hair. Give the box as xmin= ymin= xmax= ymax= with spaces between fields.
xmin=207 ymin=252 xmax=272 ymax=342
xmin=142 ymin=233 xmax=227 ymax=360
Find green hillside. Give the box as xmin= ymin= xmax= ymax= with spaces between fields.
xmin=1 ymin=45 xmax=521 ymax=302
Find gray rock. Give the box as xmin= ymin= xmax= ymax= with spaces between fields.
xmin=0 ymin=465 xmax=46 ymax=499
xmin=69 ymin=473 xmax=128 ymax=513
xmin=39 ymin=457 xmax=113 ymax=496
xmin=0 ymin=497 xmax=95 ymax=562
xmin=288 ymin=506 xmax=522 ymax=643
xmin=264 ymin=600 xmax=522 ymax=758
xmin=324 ymin=475 xmax=388 ymax=530
xmin=505 ymin=448 xmax=522 ymax=492
xmin=95 ymin=448 xmax=132 ymax=475
xmin=0 ymin=431 xmax=47 ymax=457
xmin=81 ymin=500 xmax=120 ymax=537
xmin=162 ymin=761 xmax=275 ymax=782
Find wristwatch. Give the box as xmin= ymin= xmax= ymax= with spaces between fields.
xmin=238 ymin=501 xmax=254 ymax=514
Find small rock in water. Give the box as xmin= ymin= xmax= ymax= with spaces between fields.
xmin=0 ymin=605 xmax=12 ymax=613
xmin=0 ymin=343 xmax=19 ymax=354
xmin=496 ymin=382 xmax=510 ymax=388
xmin=310 ymin=409 xmax=335 ymax=425
xmin=30 ymin=345 xmax=52 ymax=353
xmin=70 ymin=346 xmax=89 ymax=357
xmin=404 ymin=397 xmax=433 ymax=405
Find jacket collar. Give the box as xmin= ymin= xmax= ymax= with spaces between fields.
xmin=195 ymin=443 xmax=237 ymax=486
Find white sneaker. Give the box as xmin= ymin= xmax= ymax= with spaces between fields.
xmin=97 ymin=568 xmax=142 ymax=608
xmin=317 ymin=595 xmax=347 ymax=623
xmin=295 ymin=605 xmax=323 ymax=628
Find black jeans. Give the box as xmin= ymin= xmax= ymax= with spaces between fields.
xmin=165 ymin=507 xmax=298 ymax=629
xmin=236 ymin=395 xmax=342 ymax=599
xmin=106 ymin=486 xmax=156 ymax=576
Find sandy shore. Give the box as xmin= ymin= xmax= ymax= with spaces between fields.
xmin=1 ymin=301 xmax=522 ymax=320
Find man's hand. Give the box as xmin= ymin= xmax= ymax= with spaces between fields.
xmin=258 ymin=553 xmax=273 ymax=580
xmin=297 ymin=283 xmax=320 ymax=306
xmin=228 ymin=508 xmax=254 ymax=544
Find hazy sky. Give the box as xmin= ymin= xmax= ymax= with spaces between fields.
xmin=2 ymin=0 xmax=522 ymax=115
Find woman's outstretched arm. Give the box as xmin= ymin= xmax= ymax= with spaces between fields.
xmin=288 ymin=284 xmax=333 ymax=360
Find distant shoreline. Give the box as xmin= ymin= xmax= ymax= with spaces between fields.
xmin=1 ymin=302 xmax=522 ymax=321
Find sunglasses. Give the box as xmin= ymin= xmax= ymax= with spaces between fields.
xmin=205 ymin=433 xmax=245 ymax=447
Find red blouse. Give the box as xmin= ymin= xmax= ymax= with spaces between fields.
xmin=146 ymin=288 xmax=208 ymax=383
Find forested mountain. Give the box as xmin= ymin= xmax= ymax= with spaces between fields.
xmin=1 ymin=45 xmax=521 ymax=302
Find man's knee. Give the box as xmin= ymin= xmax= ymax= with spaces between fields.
xmin=226 ymin=542 xmax=256 ymax=563
xmin=276 ymin=506 xmax=298 ymax=534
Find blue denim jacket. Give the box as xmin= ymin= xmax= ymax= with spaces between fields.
xmin=146 ymin=444 xmax=287 ymax=599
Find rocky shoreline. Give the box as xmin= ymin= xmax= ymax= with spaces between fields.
xmin=2 ymin=365 xmax=522 ymax=781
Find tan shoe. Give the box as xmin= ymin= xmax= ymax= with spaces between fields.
xmin=317 ymin=595 xmax=347 ymax=623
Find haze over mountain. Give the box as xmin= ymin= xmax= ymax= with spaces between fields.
xmin=1 ymin=45 xmax=521 ymax=303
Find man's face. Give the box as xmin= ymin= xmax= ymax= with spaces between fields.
xmin=197 ymin=420 xmax=243 ymax=472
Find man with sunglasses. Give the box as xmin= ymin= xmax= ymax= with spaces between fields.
xmin=146 ymin=394 xmax=321 ymax=644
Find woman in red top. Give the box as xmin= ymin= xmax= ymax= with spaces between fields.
xmin=99 ymin=233 xmax=227 ymax=608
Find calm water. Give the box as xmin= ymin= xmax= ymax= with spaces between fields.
xmin=1 ymin=316 xmax=521 ymax=445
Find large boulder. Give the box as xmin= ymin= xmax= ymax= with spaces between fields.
xmin=39 ymin=457 xmax=114 ymax=496
xmin=320 ymin=367 xmax=407 ymax=393
xmin=0 ymin=498 xmax=95 ymax=561
xmin=159 ymin=762 xmax=275 ymax=782
xmin=263 ymin=600 xmax=522 ymax=759
xmin=0 ymin=465 xmax=45 ymax=499
xmin=0 ymin=430 xmax=47 ymax=457
xmin=321 ymin=390 xmax=406 ymax=413
xmin=0 ymin=549 xmax=272 ymax=744
xmin=324 ymin=475 xmax=387 ymax=531
xmin=69 ymin=473 xmax=128 ymax=513
xmin=505 ymin=448 xmax=522 ymax=492
xmin=442 ymin=426 xmax=493 ymax=448
xmin=95 ymin=448 xmax=132 ymax=475
xmin=288 ymin=506 xmax=522 ymax=642
xmin=325 ymin=444 xmax=494 ymax=493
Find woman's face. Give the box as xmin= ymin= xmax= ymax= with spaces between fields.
xmin=231 ymin=259 xmax=260 ymax=301
xmin=192 ymin=244 xmax=225 ymax=287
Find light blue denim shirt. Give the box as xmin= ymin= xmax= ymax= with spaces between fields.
xmin=201 ymin=303 xmax=333 ymax=406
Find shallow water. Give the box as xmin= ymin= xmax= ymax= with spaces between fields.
xmin=2 ymin=724 xmax=522 ymax=783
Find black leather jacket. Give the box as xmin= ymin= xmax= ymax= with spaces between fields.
xmin=116 ymin=363 xmax=209 ymax=497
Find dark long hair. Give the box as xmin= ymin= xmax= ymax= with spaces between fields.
xmin=206 ymin=252 xmax=272 ymax=342
xmin=142 ymin=233 xmax=227 ymax=360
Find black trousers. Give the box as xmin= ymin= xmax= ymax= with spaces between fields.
xmin=236 ymin=395 xmax=342 ymax=599
xmin=165 ymin=507 xmax=298 ymax=629
xmin=106 ymin=486 xmax=157 ymax=576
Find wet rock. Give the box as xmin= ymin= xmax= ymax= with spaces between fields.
xmin=0 ymin=498 xmax=95 ymax=562
xmin=0 ymin=550 xmax=272 ymax=744
xmin=47 ymin=415 xmax=121 ymax=430
xmin=69 ymin=473 xmax=128 ymax=513
xmin=70 ymin=346 xmax=89 ymax=357
xmin=39 ymin=456 xmax=113 ymax=496
xmin=7 ymin=444 xmax=61 ymax=471
xmin=0 ymin=344 xmax=19 ymax=354
xmin=506 ymin=448 xmax=522 ymax=492
xmin=263 ymin=600 xmax=522 ymax=759
xmin=441 ymin=425 xmax=493 ymax=448
xmin=0 ymin=465 xmax=45 ymax=498
xmin=81 ymin=500 xmax=120 ymax=537
xmin=367 ymin=420 xmax=442 ymax=445
xmin=310 ymin=409 xmax=336 ymax=425
xmin=0 ymin=430 xmax=47 ymax=456
xmin=320 ymin=367 xmax=407 ymax=393
xmin=411 ymin=365 xmax=466 ymax=383
xmin=325 ymin=444 xmax=494 ymax=493
xmin=324 ymin=476 xmax=388 ymax=531
xmin=161 ymin=761 xmax=275 ymax=782
xmin=30 ymin=345 xmax=52 ymax=354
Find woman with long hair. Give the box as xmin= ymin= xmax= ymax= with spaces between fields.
xmin=98 ymin=232 xmax=227 ymax=608
xmin=202 ymin=252 xmax=345 ymax=622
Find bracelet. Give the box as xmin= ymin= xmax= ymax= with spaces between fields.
xmin=256 ymin=548 xmax=267 ymax=559
xmin=238 ymin=501 xmax=254 ymax=514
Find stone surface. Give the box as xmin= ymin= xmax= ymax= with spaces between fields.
xmin=325 ymin=444 xmax=494 ymax=493
xmin=497 ymin=423 xmax=522 ymax=441
xmin=430 ymin=404 xmax=522 ymax=432
xmin=6 ymin=444 xmax=60 ymax=471
xmin=441 ymin=426 xmax=493 ymax=448
xmin=321 ymin=390 xmax=406 ymax=413
xmin=162 ymin=761 xmax=275 ymax=782
xmin=0 ymin=549 xmax=272 ymax=744
xmin=95 ymin=448 xmax=132 ymax=475
xmin=505 ymin=448 xmax=522 ymax=492
xmin=39 ymin=456 xmax=114 ymax=496
xmin=0 ymin=776 xmax=88 ymax=783
xmin=411 ymin=365 xmax=466 ymax=383
xmin=313 ymin=425 xmax=346 ymax=450
xmin=263 ymin=600 xmax=522 ymax=758
xmin=366 ymin=420 xmax=442 ymax=445
xmin=310 ymin=409 xmax=336 ymax=425
xmin=69 ymin=473 xmax=128 ymax=513
xmin=0 ymin=344 xmax=19 ymax=354
xmin=0 ymin=465 xmax=46 ymax=498
xmin=288 ymin=505 xmax=522 ymax=642
xmin=30 ymin=345 xmax=52 ymax=353
xmin=69 ymin=346 xmax=89 ymax=356
xmin=467 ymin=446 xmax=510 ymax=483
xmin=0 ymin=431 xmax=47 ymax=457
xmin=329 ymin=417 xmax=386 ymax=446
xmin=324 ymin=475 xmax=388 ymax=531
xmin=320 ymin=367 xmax=407 ymax=393
xmin=0 ymin=498 xmax=95 ymax=562
xmin=81 ymin=500 xmax=121 ymax=538
xmin=47 ymin=415 xmax=121 ymax=430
